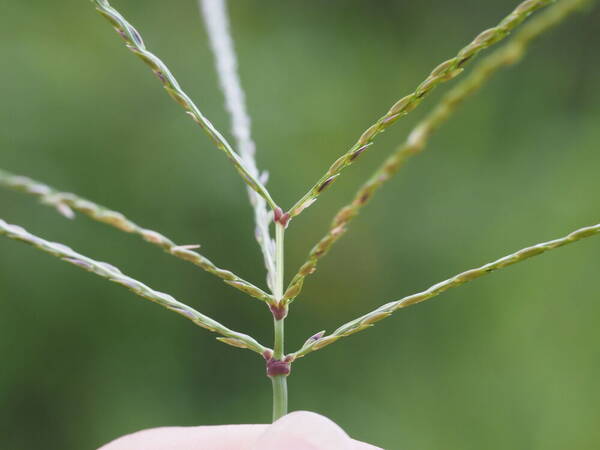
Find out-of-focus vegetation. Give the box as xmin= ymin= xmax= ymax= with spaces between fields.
xmin=1 ymin=1 xmax=599 ymax=448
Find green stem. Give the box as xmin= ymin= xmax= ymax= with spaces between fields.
xmin=271 ymin=222 xmax=288 ymax=421
xmin=274 ymin=223 xmax=285 ymax=302
xmin=271 ymin=370 xmax=288 ymax=421
xmin=273 ymin=311 xmax=285 ymax=360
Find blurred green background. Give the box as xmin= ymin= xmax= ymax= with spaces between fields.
xmin=1 ymin=0 xmax=599 ymax=448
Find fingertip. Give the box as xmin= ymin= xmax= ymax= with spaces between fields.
xmin=98 ymin=424 xmax=267 ymax=450
xmin=251 ymin=410 xmax=354 ymax=450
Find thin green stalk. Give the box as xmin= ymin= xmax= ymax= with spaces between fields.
xmin=273 ymin=309 xmax=285 ymax=361
xmin=0 ymin=169 xmax=273 ymax=303
xmin=271 ymin=372 xmax=288 ymax=422
xmin=0 ymin=218 xmax=270 ymax=355
xmin=271 ymin=313 xmax=287 ymax=421
xmin=291 ymin=222 xmax=600 ymax=359
xmin=270 ymin=222 xmax=288 ymax=421
xmin=273 ymin=223 xmax=286 ymax=363
xmin=274 ymin=223 xmax=285 ymax=302
xmin=283 ymin=0 xmax=590 ymax=303
xmin=286 ymin=0 xmax=552 ymax=220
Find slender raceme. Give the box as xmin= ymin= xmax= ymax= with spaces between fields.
xmin=286 ymin=0 xmax=553 ymax=221
xmin=0 ymin=218 xmax=269 ymax=355
xmin=282 ymin=0 xmax=591 ymax=303
xmin=0 ymin=169 xmax=273 ymax=303
xmin=199 ymin=0 xmax=277 ymax=292
xmin=92 ymin=0 xmax=278 ymax=212
xmin=291 ymin=222 xmax=600 ymax=359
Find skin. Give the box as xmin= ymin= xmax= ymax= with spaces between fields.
xmin=99 ymin=411 xmax=382 ymax=450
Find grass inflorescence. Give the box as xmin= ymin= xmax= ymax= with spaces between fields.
xmin=1 ymin=0 xmax=597 ymax=425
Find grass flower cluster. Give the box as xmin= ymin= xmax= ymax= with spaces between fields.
xmin=1 ymin=0 xmax=597 ymax=426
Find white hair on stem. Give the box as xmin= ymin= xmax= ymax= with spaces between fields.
xmin=199 ymin=0 xmax=276 ymax=291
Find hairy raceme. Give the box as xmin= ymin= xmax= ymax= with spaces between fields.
xmin=291 ymin=222 xmax=600 ymax=359
xmin=0 ymin=219 xmax=268 ymax=354
xmin=285 ymin=0 xmax=555 ymax=220
xmin=1 ymin=0 xmax=597 ymax=428
xmin=92 ymin=0 xmax=277 ymax=211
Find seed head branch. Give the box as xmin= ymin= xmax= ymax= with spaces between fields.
xmin=286 ymin=0 xmax=552 ymax=220
xmin=291 ymin=222 xmax=600 ymax=359
xmin=0 ymin=219 xmax=269 ymax=355
xmin=92 ymin=0 xmax=277 ymax=211
xmin=199 ymin=0 xmax=277 ymax=292
xmin=283 ymin=0 xmax=589 ymax=303
xmin=0 ymin=169 xmax=273 ymax=303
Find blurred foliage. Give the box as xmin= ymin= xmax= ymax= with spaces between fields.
xmin=1 ymin=0 xmax=599 ymax=448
